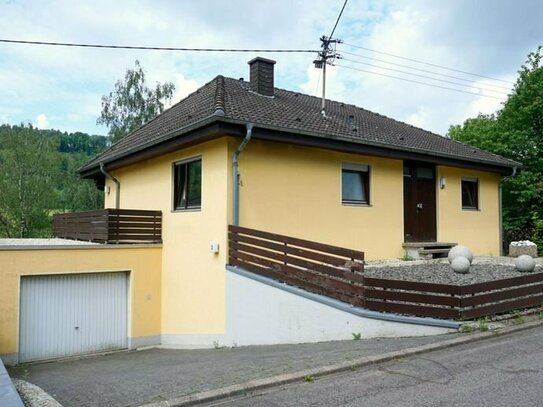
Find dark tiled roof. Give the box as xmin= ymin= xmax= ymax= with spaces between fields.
xmin=81 ymin=75 xmax=518 ymax=172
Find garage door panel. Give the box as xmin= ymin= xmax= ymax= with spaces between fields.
xmin=19 ymin=272 xmax=128 ymax=363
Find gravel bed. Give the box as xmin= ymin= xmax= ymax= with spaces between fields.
xmin=0 ymin=238 xmax=99 ymax=246
xmin=364 ymin=262 xmax=543 ymax=286
xmin=12 ymin=379 xmax=61 ymax=407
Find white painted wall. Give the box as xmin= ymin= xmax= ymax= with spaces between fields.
xmin=160 ymin=268 xmax=455 ymax=349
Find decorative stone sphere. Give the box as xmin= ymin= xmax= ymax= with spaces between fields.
xmin=515 ymin=255 xmax=536 ymax=273
xmin=448 ymin=245 xmax=473 ymax=264
xmin=451 ymin=256 xmax=471 ymax=274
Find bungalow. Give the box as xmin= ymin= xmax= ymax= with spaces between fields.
xmin=0 ymin=57 xmax=519 ymax=364
xmin=81 ymin=57 xmax=518 ymax=258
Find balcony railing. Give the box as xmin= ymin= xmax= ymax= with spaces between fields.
xmin=53 ymin=209 xmax=162 ymax=244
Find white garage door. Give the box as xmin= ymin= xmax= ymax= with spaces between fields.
xmin=19 ymin=272 xmax=128 ymax=363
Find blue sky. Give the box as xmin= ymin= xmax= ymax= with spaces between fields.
xmin=0 ymin=0 xmax=542 ymax=136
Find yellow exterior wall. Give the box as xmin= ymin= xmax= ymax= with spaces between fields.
xmin=0 ymin=246 xmax=161 ymax=355
xmin=229 ymin=138 xmax=405 ymax=260
xmin=437 ymin=166 xmax=501 ymax=255
xmin=105 ymin=138 xmax=229 ymax=335
xmin=0 ymin=136 xmax=504 ymax=356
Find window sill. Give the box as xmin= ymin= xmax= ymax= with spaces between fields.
xmin=462 ymin=207 xmax=480 ymax=211
xmin=171 ymin=207 xmax=202 ymax=213
xmin=342 ymin=202 xmax=372 ymax=207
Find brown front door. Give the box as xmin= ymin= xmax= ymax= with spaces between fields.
xmin=403 ymin=162 xmax=437 ymax=242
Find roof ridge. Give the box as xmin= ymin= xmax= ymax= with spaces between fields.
xmin=213 ymin=75 xmax=226 ymax=116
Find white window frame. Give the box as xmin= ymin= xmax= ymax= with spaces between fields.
xmin=341 ymin=162 xmax=371 ymax=206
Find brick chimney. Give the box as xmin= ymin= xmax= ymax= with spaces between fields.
xmin=248 ymin=57 xmax=276 ymax=97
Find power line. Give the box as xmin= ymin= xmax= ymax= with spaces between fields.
xmin=339 ymin=49 xmax=512 ymax=91
xmin=315 ymin=0 xmax=348 ymax=113
xmin=328 ymin=0 xmax=349 ymax=40
xmin=335 ymin=63 xmax=507 ymax=100
xmin=342 ymin=42 xmax=515 ymax=85
xmin=340 ymin=57 xmax=509 ymax=95
xmin=0 ymin=39 xmax=318 ymax=53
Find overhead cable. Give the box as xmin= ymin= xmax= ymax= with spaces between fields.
xmin=335 ymin=63 xmax=507 ymax=100
xmin=342 ymin=42 xmax=515 ymax=85
xmin=339 ymin=50 xmax=512 ymax=91
xmin=0 ymin=39 xmax=318 ymax=53
xmin=328 ymin=0 xmax=349 ymax=40
xmin=340 ymin=57 xmax=509 ymax=95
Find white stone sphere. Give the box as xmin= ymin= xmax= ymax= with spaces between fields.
xmin=451 ymin=256 xmax=470 ymax=274
xmin=448 ymin=245 xmax=473 ymax=264
xmin=515 ymin=255 xmax=536 ymax=273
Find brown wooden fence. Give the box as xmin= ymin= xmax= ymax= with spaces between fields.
xmin=53 ymin=209 xmax=162 ymax=244
xmin=228 ymin=225 xmax=543 ymax=321
xmin=357 ymin=272 xmax=543 ymax=320
xmin=228 ymin=225 xmax=365 ymax=306
xmin=364 ymin=277 xmax=461 ymax=319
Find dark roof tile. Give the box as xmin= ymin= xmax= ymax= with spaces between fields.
xmin=81 ymin=76 xmax=518 ymax=172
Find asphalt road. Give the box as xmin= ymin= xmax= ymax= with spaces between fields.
xmin=210 ymin=326 xmax=543 ymax=407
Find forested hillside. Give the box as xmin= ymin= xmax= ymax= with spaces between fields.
xmin=0 ymin=124 xmax=107 ymax=238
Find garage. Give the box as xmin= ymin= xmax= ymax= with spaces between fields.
xmin=19 ymin=272 xmax=128 ymax=363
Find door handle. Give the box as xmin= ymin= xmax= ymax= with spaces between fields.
xmin=416 ymin=203 xmax=423 ymax=209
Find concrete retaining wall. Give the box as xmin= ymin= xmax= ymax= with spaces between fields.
xmin=161 ymin=267 xmax=457 ymax=348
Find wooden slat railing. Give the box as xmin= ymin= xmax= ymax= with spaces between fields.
xmin=53 ymin=209 xmax=162 ymax=244
xmin=229 ymin=225 xmax=543 ymax=321
xmin=364 ymin=272 xmax=543 ymax=320
xmin=458 ymin=273 xmax=543 ymax=319
xmin=228 ymin=225 xmax=365 ymax=306
xmin=364 ymin=278 xmax=463 ymax=319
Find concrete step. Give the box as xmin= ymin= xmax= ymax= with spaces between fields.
xmin=419 ymin=248 xmax=452 ymax=254
xmin=403 ymin=242 xmax=457 ymax=260
xmin=403 ymin=242 xmax=457 ymax=248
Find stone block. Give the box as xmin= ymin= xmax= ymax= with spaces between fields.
xmin=509 ymin=243 xmax=538 ymax=257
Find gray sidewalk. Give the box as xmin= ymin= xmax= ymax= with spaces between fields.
xmin=8 ymin=334 xmax=459 ymax=407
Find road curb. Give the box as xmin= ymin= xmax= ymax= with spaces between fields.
xmin=139 ymin=320 xmax=543 ymax=407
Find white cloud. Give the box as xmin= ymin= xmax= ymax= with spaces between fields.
xmin=405 ymin=108 xmax=427 ymax=128
xmin=300 ymin=62 xmax=346 ymax=102
xmin=35 ymin=113 xmax=50 ymax=129
xmin=0 ymin=0 xmax=539 ymax=136
xmin=171 ymin=73 xmax=199 ymax=104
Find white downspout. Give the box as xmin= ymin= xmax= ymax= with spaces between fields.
xmin=232 ymin=123 xmax=254 ymax=226
xmin=100 ymin=162 xmax=121 ymax=209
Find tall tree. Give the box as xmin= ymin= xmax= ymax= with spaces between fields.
xmin=0 ymin=124 xmax=107 ymax=238
xmin=97 ymin=60 xmax=175 ymax=142
xmin=0 ymin=125 xmax=58 ymax=237
xmin=448 ymin=46 xmax=543 ymax=251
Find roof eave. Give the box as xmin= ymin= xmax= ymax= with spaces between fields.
xmin=80 ymin=116 xmax=519 ymax=179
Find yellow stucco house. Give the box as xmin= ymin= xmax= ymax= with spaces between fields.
xmin=0 ymin=57 xmax=519 ymax=364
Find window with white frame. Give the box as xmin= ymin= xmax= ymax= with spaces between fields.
xmin=342 ymin=163 xmax=370 ymax=205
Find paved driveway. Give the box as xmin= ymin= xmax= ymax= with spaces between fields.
xmin=8 ymin=334 xmax=457 ymax=407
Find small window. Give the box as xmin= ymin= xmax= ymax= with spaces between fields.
xmin=173 ymin=158 xmax=202 ymax=210
xmin=461 ymin=178 xmax=479 ymax=210
xmin=342 ymin=163 xmax=370 ymax=205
